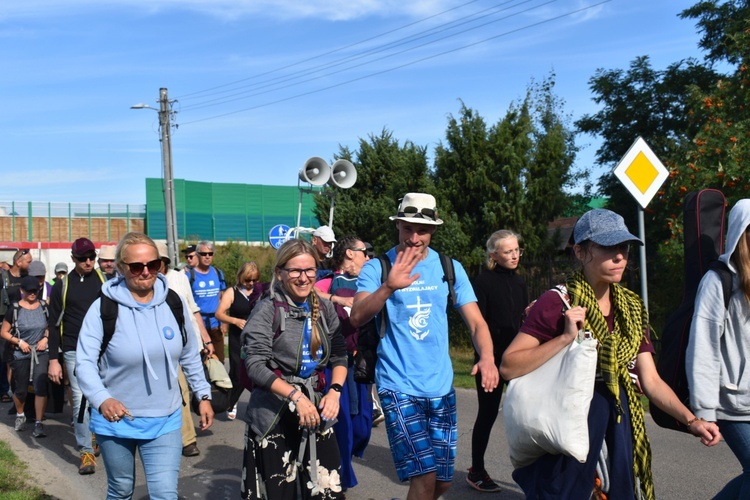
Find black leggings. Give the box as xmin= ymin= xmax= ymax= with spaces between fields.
xmin=471 ymin=368 xmax=506 ymax=472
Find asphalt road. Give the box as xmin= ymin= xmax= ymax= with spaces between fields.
xmin=0 ymin=386 xmax=738 ymax=499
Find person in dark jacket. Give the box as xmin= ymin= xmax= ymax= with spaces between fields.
xmin=240 ymin=238 xmax=348 ymax=499
xmin=467 ymin=229 xmax=529 ymax=492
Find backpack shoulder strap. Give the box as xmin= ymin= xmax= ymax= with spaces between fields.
xmin=99 ymin=295 xmax=118 ymax=360
xmin=10 ymin=302 xmax=20 ymax=338
xmin=216 ymin=267 xmax=226 ymax=288
xmin=1 ymin=269 xmax=8 ymax=288
xmin=437 ymin=252 xmax=457 ymax=307
xmin=188 ymin=267 xmax=196 ymax=286
xmin=165 ymin=289 xmax=188 ymax=346
xmin=95 ymin=269 xmax=106 ymax=283
xmin=708 ymin=260 xmax=733 ymax=310
xmin=271 ymin=295 xmax=290 ymax=340
xmin=376 ymin=254 xmax=392 ymax=338
xmin=39 ymin=299 xmax=49 ymax=320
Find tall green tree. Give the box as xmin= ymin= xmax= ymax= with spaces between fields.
xmin=433 ymin=74 xmax=579 ymax=273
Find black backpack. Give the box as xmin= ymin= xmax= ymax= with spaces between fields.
xmin=353 ymin=252 xmax=456 ymax=384
xmin=77 ymin=289 xmax=188 ymax=422
xmin=652 ymin=189 xmax=731 ymax=433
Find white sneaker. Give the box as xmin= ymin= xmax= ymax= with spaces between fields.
xmin=227 ymin=404 xmax=237 ymax=420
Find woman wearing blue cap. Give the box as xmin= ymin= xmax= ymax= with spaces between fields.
xmin=501 ymin=209 xmax=722 ymax=500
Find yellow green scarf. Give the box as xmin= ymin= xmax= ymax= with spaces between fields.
xmin=566 ymin=271 xmax=654 ymax=500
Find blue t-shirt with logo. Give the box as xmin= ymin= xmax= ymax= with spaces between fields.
xmin=297 ymin=302 xmax=323 ymax=377
xmin=190 ymin=266 xmax=226 ymax=329
xmin=355 ymin=247 xmax=476 ymax=397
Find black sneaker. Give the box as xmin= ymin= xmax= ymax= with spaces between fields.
xmin=32 ymin=422 xmax=46 ymax=438
xmin=466 ymin=468 xmax=501 ymax=493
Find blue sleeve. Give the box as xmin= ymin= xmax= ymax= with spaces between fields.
xmin=355 ymin=258 xmax=383 ymax=294
xmin=75 ymin=298 xmax=110 ymax=411
xmin=451 ymin=259 xmax=477 ymax=308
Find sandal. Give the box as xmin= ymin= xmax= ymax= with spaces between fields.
xmin=1 ymin=394 xmax=12 ymax=403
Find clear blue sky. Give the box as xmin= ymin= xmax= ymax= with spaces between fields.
xmin=2 ymin=0 xmax=705 ymax=205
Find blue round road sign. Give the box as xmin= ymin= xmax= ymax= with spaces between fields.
xmin=268 ymin=224 xmax=291 ymax=249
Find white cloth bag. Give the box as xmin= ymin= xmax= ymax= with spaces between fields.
xmin=503 ymin=289 xmax=599 ymax=469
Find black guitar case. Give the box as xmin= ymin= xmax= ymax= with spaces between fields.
xmin=651 ymin=189 xmax=726 ymax=432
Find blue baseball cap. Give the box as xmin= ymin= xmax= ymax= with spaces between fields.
xmin=574 ymin=209 xmax=643 ymax=246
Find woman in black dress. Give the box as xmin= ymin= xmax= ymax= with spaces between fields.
xmin=216 ymin=262 xmax=263 ymax=420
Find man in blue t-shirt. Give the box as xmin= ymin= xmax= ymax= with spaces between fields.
xmin=351 ymin=193 xmax=499 ymax=499
xmin=189 ymin=241 xmax=227 ymax=362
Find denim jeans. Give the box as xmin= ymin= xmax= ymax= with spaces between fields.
xmin=715 ymin=420 xmax=750 ymax=499
xmin=63 ymin=351 xmax=93 ymax=454
xmin=98 ymin=429 xmax=182 ymax=500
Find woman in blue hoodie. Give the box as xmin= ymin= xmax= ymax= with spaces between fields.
xmin=76 ymin=232 xmax=213 ymax=500
xmin=687 ymin=198 xmax=750 ymax=499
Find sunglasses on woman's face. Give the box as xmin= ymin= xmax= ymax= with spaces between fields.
xmin=123 ymin=259 xmax=162 ymax=275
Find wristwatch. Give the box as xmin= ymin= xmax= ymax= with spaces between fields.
xmin=329 ymin=383 xmax=343 ymax=393
xmin=201 ymin=395 xmax=211 ymax=401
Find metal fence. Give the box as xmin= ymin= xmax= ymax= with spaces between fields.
xmin=0 ymin=201 xmax=146 ymax=242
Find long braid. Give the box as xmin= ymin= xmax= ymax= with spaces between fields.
xmin=567 ymin=271 xmax=654 ymax=500
xmin=308 ymin=291 xmax=321 ymax=359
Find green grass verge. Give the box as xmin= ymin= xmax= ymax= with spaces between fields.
xmin=0 ymin=440 xmax=50 ymax=499
xmin=451 ymin=345 xmax=478 ymax=389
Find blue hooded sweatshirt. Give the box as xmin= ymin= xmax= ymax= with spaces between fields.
xmin=76 ymin=274 xmax=210 ymax=417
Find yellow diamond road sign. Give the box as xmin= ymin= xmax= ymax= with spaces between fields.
xmin=613 ymin=137 xmax=668 ymax=208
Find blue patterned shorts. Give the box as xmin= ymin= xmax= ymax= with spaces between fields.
xmin=377 ymin=387 xmax=457 ymax=482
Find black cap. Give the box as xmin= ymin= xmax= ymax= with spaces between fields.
xmin=182 ymin=245 xmax=196 ymax=255
xmin=21 ymin=276 xmax=40 ymax=292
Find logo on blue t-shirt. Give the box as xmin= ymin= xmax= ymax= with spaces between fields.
xmin=163 ymin=326 xmax=175 ymax=340
xmin=407 ymin=296 xmax=432 ymax=340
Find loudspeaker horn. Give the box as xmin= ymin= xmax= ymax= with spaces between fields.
xmin=328 ymin=159 xmax=357 ymax=189
xmin=299 ymin=157 xmax=331 ymax=186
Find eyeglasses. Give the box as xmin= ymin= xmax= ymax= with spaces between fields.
xmin=498 ymin=248 xmax=524 ymax=257
xmin=351 ymin=247 xmax=367 ymax=254
xmin=242 ymin=278 xmax=259 ymax=285
xmin=73 ymin=254 xmax=97 ymax=263
xmin=185 ymin=254 xmax=196 ymax=260
xmin=594 ymin=243 xmax=630 ymax=255
xmin=123 ymin=259 xmax=162 ymax=275
xmin=197 ymin=252 xmax=214 ymax=257
xmin=23 ymin=289 xmax=39 ymax=295
xmin=399 ymin=206 xmax=437 ymax=221
xmin=281 ymin=267 xmax=317 ymax=279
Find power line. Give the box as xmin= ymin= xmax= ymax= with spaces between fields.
xmin=176 ymin=0 xmax=485 ymax=101
xmin=180 ymin=0 xmax=542 ymax=112
xmin=179 ymin=0 xmax=532 ymax=112
xmin=180 ymin=1 xmax=611 ymax=126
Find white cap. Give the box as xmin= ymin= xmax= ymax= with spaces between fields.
xmin=313 ymin=225 xmax=336 ymax=242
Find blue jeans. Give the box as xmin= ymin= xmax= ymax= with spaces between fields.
xmin=98 ymin=429 xmax=182 ymax=500
xmin=715 ymin=420 xmax=750 ymax=499
xmin=64 ymin=351 xmax=93 ymax=454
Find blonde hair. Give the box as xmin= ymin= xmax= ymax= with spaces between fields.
xmin=115 ymin=232 xmax=158 ymax=275
xmin=734 ymin=229 xmax=750 ymax=305
xmin=272 ymin=239 xmax=322 ymax=358
xmin=236 ymin=261 xmax=260 ymax=283
xmin=485 ymin=230 xmax=520 ymax=270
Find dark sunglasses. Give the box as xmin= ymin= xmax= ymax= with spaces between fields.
xmin=23 ymin=288 xmax=39 ymax=294
xmin=595 ymin=242 xmax=630 ymax=255
xmin=73 ymin=254 xmax=97 ymax=263
xmin=186 ymin=254 xmax=197 ymax=259
xmin=399 ymin=206 xmax=437 ymax=221
xmin=197 ymin=252 xmax=214 ymax=257
xmin=351 ymin=247 xmax=367 ymax=254
xmin=123 ymin=259 xmax=162 ymax=275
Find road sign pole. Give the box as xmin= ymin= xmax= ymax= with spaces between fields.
xmin=638 ymin=205 xmax=648 ymax=310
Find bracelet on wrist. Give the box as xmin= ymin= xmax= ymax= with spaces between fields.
xmin=203 ymin=341 xmax=212 ymax=345
xmin=687 ymin=417 xmax=706 ymax=428
xmin=293 ymin=394 xmax=304 ymax=404
xmin=287 ymin=388 xmax=298 ymax=401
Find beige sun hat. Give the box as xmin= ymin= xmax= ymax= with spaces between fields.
xmin=389 ymin=193 xmax=443 ymax=225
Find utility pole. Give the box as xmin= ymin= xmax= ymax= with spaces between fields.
xmin=158 ymin=88 xmax=179 ymax=265
xmin=131 ymin=88 xmax=179 ymax=265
